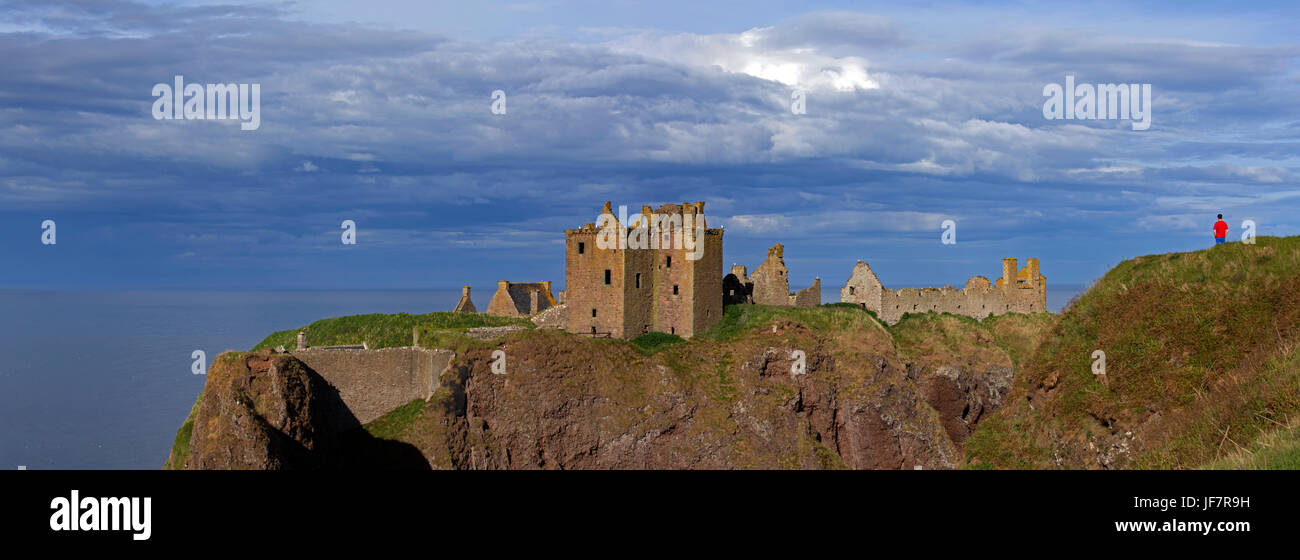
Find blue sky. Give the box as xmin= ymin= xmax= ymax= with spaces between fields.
xmin=1 ymin=0 xmax=1298 ymax=292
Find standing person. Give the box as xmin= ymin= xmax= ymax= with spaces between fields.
xmin=1213 ymin=214 xmax=1229 ymax=245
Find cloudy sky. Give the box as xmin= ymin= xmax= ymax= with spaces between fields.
xmin=1 ymin=0 xmax=1297 ymax=291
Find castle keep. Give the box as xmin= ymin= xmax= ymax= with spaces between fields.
xmin=564 ymin=201 xmax=723 ymax=338
xmin=840 ymin=257 xmax=1046 ymax=324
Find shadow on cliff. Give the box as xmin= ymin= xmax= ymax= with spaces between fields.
xmin=309 ymin=365 xmax=431 ymax=470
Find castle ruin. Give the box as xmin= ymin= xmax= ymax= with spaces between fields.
xmin=724 ymin=244 xmax=821 ymax=307
xmin=841 ymin=257 xmax=1046 ymax=324
xmin=563 ymin=201 xmax=723 ymax=338
xmin=453 ymin=286 xmax=476 ymax=313
xmin=486 ymin=281 xmax=557 ymax=318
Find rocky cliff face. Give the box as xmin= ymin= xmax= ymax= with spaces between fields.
xmin=172 ymin=308 xmax=1033 ymax=470
xmin=178 ymin=351 xmax=429 ymax=470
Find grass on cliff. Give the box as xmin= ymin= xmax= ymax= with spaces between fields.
xmin=252 ymin=312 xmax=534 ymax=351
xmin=162 ymin=392 xmax=203 ymax=470
xmin=629 ymin=332 xmax=687 ymax=355
xmin=698 ymin=303 xmax=889 ymax=341
xmin=967 ymin=236 xmax=1300 ymax=469
xmin=1202 ymin=416 xmax=1300 ymax=470
xmin=364 ymin=399 xmax=428 ymax=440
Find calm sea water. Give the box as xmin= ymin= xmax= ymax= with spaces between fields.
xmin=0 ymin=285 xmax=1084 ymax=470
xmin=0 ymin=290 xmax=466 ymax=470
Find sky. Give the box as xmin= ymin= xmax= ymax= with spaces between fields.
xmin=1 ymin=0 xmax=1298 ymax=292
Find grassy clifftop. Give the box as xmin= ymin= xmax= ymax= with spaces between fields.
xmin=175 ymin=298 xmax=1058 ymax=469
xmin=252 ymin=312 xmax=533 ymax=351
xmin=967 ymin=236 xmax=1300 ymax=469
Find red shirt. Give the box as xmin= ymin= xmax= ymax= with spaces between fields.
xmin=1214 ymin=220 xmax=1228 ymax=237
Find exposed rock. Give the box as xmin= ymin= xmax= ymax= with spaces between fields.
xmin=530 ymin=304 xmax=566 ymax=329
xmin=181 ymin=350 xmax=430 ymax=470
xmin=176 ymin=310 xmax=1019 ymax=470
xmin=465 ymin=326 xmax=529 ymax=340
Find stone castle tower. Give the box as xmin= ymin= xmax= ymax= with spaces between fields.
xmin=563 ymin=201 xmax=724 ymax=338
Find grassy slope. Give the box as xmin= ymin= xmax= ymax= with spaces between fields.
xmin=1203 ymin=417 xmax=1300 ymax=469
xmin=162 ymin=392 xmax=203 ymax=470
xmin=251 ymin=312 xmax=534 ymax=351
xmin=967 ymin=236 xmax=1300 ymax=469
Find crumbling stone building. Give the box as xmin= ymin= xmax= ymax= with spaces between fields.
xmin=725 ymin=244 xmax=820 ymax=308
xmin=841 ymin=258 xmax=1046 ymax=324
xmin=564 ymin=201 xmax=724 ymax=338
xmin=452 ymin=286 xmax=476 ymax=313
xmin=486 ymin=281 xmax=557 ymax=318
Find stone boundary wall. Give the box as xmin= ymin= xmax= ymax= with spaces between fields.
xmin=291 ymin=347 xmax=453 ymax=424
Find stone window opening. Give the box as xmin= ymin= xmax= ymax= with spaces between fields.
xmin=592 ymin=308 xmax=597 ymax=317
xmin=604 ymin=269 xmax=611 ymax=285
xmin=578 ymin=242 xmax=585 ymax=254
xmin=635 ymin=273 xmax=641 ymax=289
xmin=673 ymin=285 xmax=679 ymax=295
xmin=666 ymin=256 xmax=672 ymax=268
xmin=849 ymin=286 xmax=856 ymax=295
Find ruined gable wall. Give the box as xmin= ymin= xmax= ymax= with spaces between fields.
xmin=486 ymin=281 xmax=523 ymax=317
xmin=840 ymin=261 xmax=884 ymax=313
xmin=751 ymin=244 xmax=791 ymax=306
xmin=790 ymin=277 xmax=821 ymax=307
xmin=453 ymin=286 xmax=476 ymax=313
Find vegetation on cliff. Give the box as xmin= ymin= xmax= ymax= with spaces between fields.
xmin=967 ymin=236 xmax=1300 ymax=469
xmin=174 ymin=303 xmax=1038 ymax=469
xmin=171 ymin=236 xmax=1300 ymax=470
xmin=252 ymin=312 xmax=533 ymax=351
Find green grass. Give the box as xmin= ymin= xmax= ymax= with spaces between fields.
xmin=163 ymin=392 xmax=202 ymax=470
xmin=968 ymin=235 xmax=1300 ymax=469
xmin=363 ymin=399 xmax=428 ymax=440
xmin=252 ymin=312 xmax=534 ymax=351
xmin=1202 ymin=420 xmax=1300 ymax=470
xmin=698 ymin=303 xmax=888 ymax=342
xmin=629 ymin=332 xmax=687 ymax=355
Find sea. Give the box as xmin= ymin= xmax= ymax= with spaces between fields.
xmin=0 ymin=285 xmax=1084 ymax=469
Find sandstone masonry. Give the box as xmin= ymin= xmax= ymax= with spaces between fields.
xmin=841 ymin=257 xmax=1046 ymax=324
xmin=726 ymin=244 xmax=821 ymax=308
xmin=564 ymin=201 xmax=723 ymax=338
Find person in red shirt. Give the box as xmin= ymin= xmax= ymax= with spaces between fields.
xmin=1213 ymin=214 xmax=1228 ymax=244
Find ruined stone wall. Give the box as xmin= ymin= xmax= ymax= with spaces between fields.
xmin=790 ymin=277 xmax=821 ymax=307
xmin=749 ymin=243 xmax=818 ymax=308
xmin=750 ymin=244 xmax=791 ymax=306
xmin=855 ymin=259 xmax=1045 ymax=324
xmin=453 ymin=286 xmax=476 ymax=313
xmin=291 ymin=347 xmax=453 ymax=424
xmin=841 ymin=261 xmax=884 ymax=311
